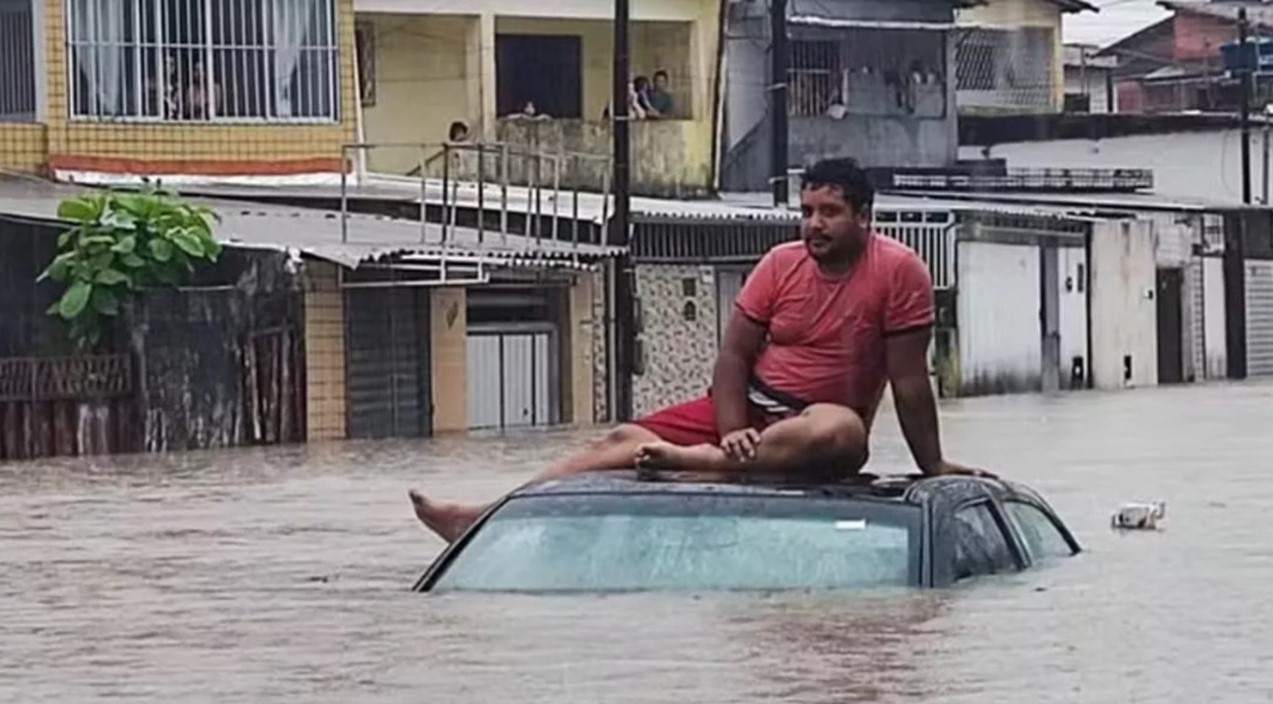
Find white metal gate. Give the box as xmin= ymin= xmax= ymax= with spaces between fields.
xmin=1246 ymin=261 xmax=1273 ymax=377
xmin=467 ymin=323 xmax=559 ymax=430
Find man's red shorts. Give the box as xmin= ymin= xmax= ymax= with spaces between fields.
xmin=632 ymin=394 xmax=790 ymax=447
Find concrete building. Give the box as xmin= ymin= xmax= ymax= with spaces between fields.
xmin=953 ymin=0 xmax=1097 ymax=115
xmin=720 ymin=0 xmax=966 ymax=192
xmin=353 ymin=0 xmax=721 ymax=198
xmin=1063 ymin=43 xmax=1117 ymax=113
xmin=0 ymin=0 xmax=359 ymax=185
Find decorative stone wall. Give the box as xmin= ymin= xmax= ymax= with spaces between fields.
xmin=632 ymin=264 xmax=720 ymax=417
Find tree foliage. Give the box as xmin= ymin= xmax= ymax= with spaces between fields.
xmin=38 ymin=187 xmax=223 ymax=350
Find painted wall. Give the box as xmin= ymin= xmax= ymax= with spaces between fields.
xmin=1090 ymin=219 xmax=1158 ymax=390
xmin=956 ymin=240 xmax=1042 ymax=395
xmin=959 ymin=129 xmax=1269 ymax=207
xmin=632 ymin=263 xmax=719 ymax=418
xmin=1203 ymin=256 xmax=1228 ymax=380
xmin=1058 ymin=245 xmax=1088 ymax=388
xmin=359 ymin=14 xmax=479 ymax=174
xmin=38 ymin=0 xmax=359 ymax=183
xmin=358 ymin=0 xmax=703 ymax=22
xmin=430 ymin=286 xmax=469 ymax=432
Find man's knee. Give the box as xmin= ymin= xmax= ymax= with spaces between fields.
xmin=596 ymin=423 xmax=657 ymax=448
xmin=803 ymin=404 xmax=868 ymax=464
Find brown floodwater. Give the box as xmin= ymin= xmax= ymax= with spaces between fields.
xmin=3 ymin=382 xmax=1273 ymax=703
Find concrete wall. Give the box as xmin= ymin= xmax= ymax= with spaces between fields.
xmin=1090 ymin=219 xmax=1158 ymax=389
xmin=304 ymin=261 xmax=348 ymax=441
xmin=359 ymin=14 xmax=480 ymax=174
xmin=956 ymin=241 xmax=1042 ymax=395
xmin=1064 ymin=66 xmax=1113 ymax=113
xmin=959 ymin=129 xmax=1269 ymax=207
xmin=430 ymin=287 xmax=468 ymax=432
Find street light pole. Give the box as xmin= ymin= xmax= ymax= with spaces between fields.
xmin=612 ymin=0 xmax=631 ymax=244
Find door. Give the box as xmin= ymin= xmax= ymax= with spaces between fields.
xmin=467 ymin=324 xmax=560 ymax=430
xmin=1246 ymin=260 xmax=1273 ymax=376
xmin=345 ymin=288 xmax=431 ymax=439
xmin=1156 ymin=268 xmax=1184 ymax=384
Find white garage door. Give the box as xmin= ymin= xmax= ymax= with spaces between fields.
xmin=1246 ymin=261 xmax=1273 ymax=377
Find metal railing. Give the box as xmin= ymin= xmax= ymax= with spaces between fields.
xmin=338 ymin=140 xmax=614 ymax=256
xmin=0 ymin=354 xmax=133 ymax=402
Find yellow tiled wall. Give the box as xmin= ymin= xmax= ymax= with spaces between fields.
xmin=0 ymin=124 xmax=48 ymax=175
xmin=304 ymin=261 xmax=348 ymax=441
xmin=429 ymin=287 xmax=468 ymax=433
xmin=568 ymin=272 xmax=598 ymax=426
xmin=36 ymin=0 xmax=359 ymax=178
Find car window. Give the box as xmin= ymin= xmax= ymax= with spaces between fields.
xmin=1005 ymin=501 xmax=1073 ymax=561
xmin=429 ymin=494 xmax=922 ymax=593
xmin=952 ymin=502 xmax=1016 ymax=580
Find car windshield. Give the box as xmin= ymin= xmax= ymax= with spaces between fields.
xmin=427 ymin=492 xmax=922 ymax=593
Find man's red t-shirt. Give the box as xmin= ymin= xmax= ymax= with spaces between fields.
xmin=735 ymin=233 xmax=935 ymax=429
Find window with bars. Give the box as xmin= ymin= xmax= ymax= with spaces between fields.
xmin=788 ymin=40 xmax=838 ymax=117
xmin=0 ymin=0 xmax=36 ymax=122
xmin=66 ymin=0 xmax=339 ymax=123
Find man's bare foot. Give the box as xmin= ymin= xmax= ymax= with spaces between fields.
xmin=635 ymin=441 xmax=733 ymax=473
xmin=408 ymin=490 xmax=484 ymax=543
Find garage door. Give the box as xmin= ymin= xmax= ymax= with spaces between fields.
xmin=1247 ymin=261 xmax=1273 ymax=377
xmin=467 ymin=324 xmax=559 ymax=430
xmin=345 ymin=288 xmax=432 ymax=438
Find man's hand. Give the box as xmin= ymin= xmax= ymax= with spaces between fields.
xmin=929 ymin=460 xmax=997 ymax=479
xmin=720 ymin=428 xmax=761 ymax=462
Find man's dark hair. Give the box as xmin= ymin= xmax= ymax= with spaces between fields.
xmin=654 ymin=69 xmax=669 ymax=81
xmin=800 ymin=158 xmax=874 ymax=213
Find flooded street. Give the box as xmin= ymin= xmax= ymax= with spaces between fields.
xmin=4 ymin=382 xmax=1273 ymax=703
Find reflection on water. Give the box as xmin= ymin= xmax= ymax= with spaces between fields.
xmin=3 ymin=383 xmax=1273 ymax=702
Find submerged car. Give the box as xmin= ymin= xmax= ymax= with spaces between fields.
xmin=413 ymin=470 xmax=1081 ymax=594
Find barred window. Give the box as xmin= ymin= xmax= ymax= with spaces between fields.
xmin=788 ymin=40 xmax=838 ymax=117
xmin=0 ymin=0 xmax=36 ymax=122
xmin=67 ymin=0 xmax=339 ymax=122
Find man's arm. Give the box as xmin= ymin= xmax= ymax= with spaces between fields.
xmin=713 ymin=311 xmax=767 ymax=436
xmin=885 ymin=327 xmax=944 ymax=475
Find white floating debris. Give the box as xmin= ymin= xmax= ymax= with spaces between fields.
xmin=834 ymin=519 xmax=868 ymax=531
xmin=1111 ymin=501 xmax=1166 ymax=531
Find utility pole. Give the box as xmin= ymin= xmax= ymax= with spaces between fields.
xmin=770 ymin=0 xmax=789 ymax=207
xmin=611 ymin=0 xmax=635 ymax=421
xmin=612 ymin=0 xmax=631 ymax=244
xmin=1240 ymin=7 xmax=1253 ymax=205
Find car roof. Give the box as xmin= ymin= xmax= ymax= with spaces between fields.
xmin=508 ymin=469 xmax=1047 ymax=508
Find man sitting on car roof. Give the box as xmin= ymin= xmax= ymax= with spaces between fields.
xmin=410 ymin=157 xmax=990 ymax=542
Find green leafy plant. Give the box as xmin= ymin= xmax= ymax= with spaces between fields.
xmin=38 ymin=187 xmax=223 ymax=350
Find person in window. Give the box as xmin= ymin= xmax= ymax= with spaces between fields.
xmin=184 ymin=60 xmax=221 ymax=120
xmin=409 ymin=158 xmax=991 ymax=543
xmin=448 ymin=121 xmax=470 ymax=142
xmin=648 ymin=70 xmax=675 ymax=118
xmin=632 ymin=75 xmax=657 ymax=118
